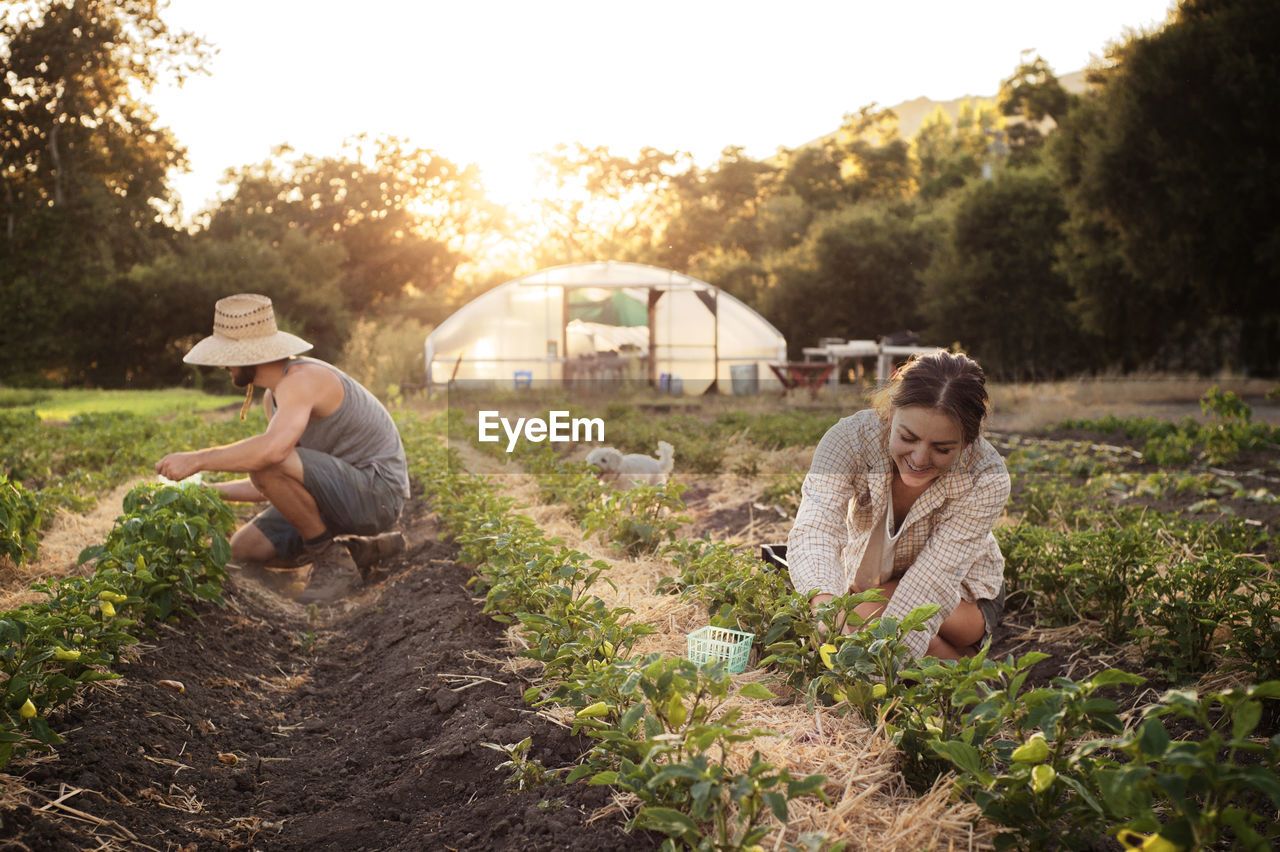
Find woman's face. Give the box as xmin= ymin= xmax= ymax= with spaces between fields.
xmin=888 ymin=405 xmax=965 ymax=489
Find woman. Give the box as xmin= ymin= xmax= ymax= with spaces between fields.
xmin=787 ymin=350 xmax=1009 ymax=659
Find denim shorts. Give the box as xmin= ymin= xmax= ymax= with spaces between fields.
xmin=250 ymin=447 xmax=405 ymax=559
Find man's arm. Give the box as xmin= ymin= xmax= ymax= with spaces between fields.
xmin=154 ymin=369 xmax=327 ymax=480
xmin=205 ymin=478 xmax=267 ymax=503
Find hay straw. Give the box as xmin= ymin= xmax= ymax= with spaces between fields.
xmin=0 ymin=479 xmax=140 ymax=611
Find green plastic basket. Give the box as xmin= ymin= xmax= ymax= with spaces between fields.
xmin=686 ymin=626 xmax=754 ymax=673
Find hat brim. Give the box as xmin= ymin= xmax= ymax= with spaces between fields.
xmin=183 ymin=331 xmax=313 ymax=367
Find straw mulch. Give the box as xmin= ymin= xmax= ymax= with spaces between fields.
xmin=0 ymin=480 xmax=141 ymax=613
xmin=452 ymin=445 xmax=995 ymax=851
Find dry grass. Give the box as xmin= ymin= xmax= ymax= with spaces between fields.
xmin=987 ymin=374 xmax=1280 ymax=431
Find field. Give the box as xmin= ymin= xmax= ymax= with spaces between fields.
xmin=1 ymin=379 xmax=1278 ymax=851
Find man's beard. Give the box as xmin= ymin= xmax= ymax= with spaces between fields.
xmin=229 ymin=365 xmax=258 ymax=388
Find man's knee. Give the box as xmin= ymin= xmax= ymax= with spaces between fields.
xmin=248 ymin=462 xmax=286 ymax=492
xmin=230 ymin=523 xmax=277 ymax=563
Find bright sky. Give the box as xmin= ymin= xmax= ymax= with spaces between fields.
xmin=151 ymin=0 xmax=1176 ymax=220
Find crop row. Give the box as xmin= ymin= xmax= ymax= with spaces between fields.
xmin=399 ymin=411 xmax=837 ymax=850
xmin=0 ymin=483 xmax=234 ymax=772
xmin=1058 ymin=386 xmax=1280 ymax=466
xmin=431 ymin=406 xmax=1280 ymax=850
xmin=0 ymin=409 xmax=256 ymax=565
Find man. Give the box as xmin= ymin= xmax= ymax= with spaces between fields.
xmin=156 ymin=293 xmax=412 ymax=603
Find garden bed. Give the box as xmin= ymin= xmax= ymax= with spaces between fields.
xmin=0 ymin=499 xmax=652 ymax=851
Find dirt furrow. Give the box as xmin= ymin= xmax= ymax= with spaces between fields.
xmin=0 ymin=499 xmax=648 ymax=851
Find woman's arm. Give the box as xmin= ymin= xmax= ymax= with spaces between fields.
xmin=787 ymin=416 xmax=866 ymax=604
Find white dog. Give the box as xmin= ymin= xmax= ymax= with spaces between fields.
xmin=585 ymin=441 xmax=675 ymax=490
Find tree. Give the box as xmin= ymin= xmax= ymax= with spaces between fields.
xmin=913 ymin=100 xmax=1004 ymax=199
xmin=207 ymin=137 xmax=491 ymax=313
xmin=84 ymin=231 xmax=349 ymax=387
xmin=764 ymin=203 xmax=934 ymax=357
xmin=920 ymin=167 xmax=1088 ymax=379
xmin=1052 ymin=0 xmax=1280 ymax=373
xmin=779 ymin=139 xmax=846 ymax=212
xmin=528 ymin=143 xmax=688 ymax=267
xmin=0 ymin=0 xmax=210 ymax=384
xmin=657 ymin=146 xmax=778 ymax=271
xmin=998 ymin=54 xmax=1074 ymax=166
xmin=831 ymin=106 xmax=916 ymax=204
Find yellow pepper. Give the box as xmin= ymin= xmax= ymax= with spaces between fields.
xmin=1012 ymin=732 xmax=1050 ymax=764
xmin=819 ymin=643 xmax=837 ymax=670
xmin=575 ymin=701 xmax=609 ymax=719
xmin=20 ymin=698 xmax=37 ymax=719
xmin=1031 ymin=763 xmax=1056 ymax=793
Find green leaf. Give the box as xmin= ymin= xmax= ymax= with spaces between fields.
xmin=588 ymin=770 xmax=618 ymax=786
xmin=1137 ymin=718 xmax=1170 ymax=758
xmin=1086 ymin=669 xmax=1145 ymax=689
xmin=636 ymin=806 xmax=698 ymax=837
xmin=1231 ymin=698 xmax=1262 ymax=740
xmin=1057 ymin=775 xmax=1104 ymax=815
xmin=763 ymin=790 xmax=788 ymax=822
xmin=930 ymin=740 xmax=991 ymax=784
xmin=619 ymin=701 xmax=646 ymax=735
xmin=738 ymin=682 xmax=776 ymax=701
xmin=898 ymin=604 xmax=940 ymax=633
xmin=565 ymin=764 xmax=594 ymax=783
xmin=787 ymin=773 xmax=827 ymax=798
xmin=1248 ymin=680 xmax=1280 ymax=699
xmin=1235 ymin=766 xmax=1280 ymax=808
xmin=650 ymin=765 xmax=704 ymax=787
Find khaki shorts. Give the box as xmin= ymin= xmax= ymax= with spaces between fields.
xmin=250 ymin=447 xmax=404 ymax=559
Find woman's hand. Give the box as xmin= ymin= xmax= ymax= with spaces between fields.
xmin=809 ymin=593 xmax=856 ymax=645
xmin=810 ymin=592 xmax=834 ymax=636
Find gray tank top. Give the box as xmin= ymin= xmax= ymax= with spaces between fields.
xmin=273 ymin=358 xmax=410 ymax=498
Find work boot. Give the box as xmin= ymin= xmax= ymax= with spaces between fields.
xmin=343 ymin=530 xmax=408 ymax=573
xmin=297 ymin=539 xmax=363 ymax=604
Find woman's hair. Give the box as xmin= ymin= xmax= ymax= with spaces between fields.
xmin=872 ymin=350 xmax=989 ymax=444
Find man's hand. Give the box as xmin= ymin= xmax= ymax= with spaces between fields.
xmin=156 ymin=451 xmax=203 ymax=481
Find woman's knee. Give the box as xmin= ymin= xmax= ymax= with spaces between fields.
xmin=937 ymin=599 xmax=986 ymax=649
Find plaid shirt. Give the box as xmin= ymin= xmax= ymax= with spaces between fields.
xmin=787 ymin=408 xmax=1010 ymax=657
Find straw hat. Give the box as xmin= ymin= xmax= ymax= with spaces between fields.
xmin=183 ymin=294 xmax=313 ymax=366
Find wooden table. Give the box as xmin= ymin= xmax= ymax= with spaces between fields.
xmin=768 ymin=362 xmax=837 ymax=397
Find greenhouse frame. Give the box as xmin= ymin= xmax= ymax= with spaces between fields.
xmin=424 ymin=261 xmax=787 ymax=395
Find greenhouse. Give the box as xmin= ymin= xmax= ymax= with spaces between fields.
xmin=424 ymin=261 xmax=788 ymax=395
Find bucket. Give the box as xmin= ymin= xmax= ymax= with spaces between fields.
xmin=730 ymin=363 xmax=759 ymax=395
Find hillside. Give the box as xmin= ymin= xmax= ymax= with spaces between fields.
xmin=890 ymin=68 xmax=1089 ymax=138
xmin=794 ymin=68 xmax=1089 ymax=148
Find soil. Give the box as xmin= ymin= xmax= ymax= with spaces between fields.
xmin=0 ymin=498 xmax=657 ymax=851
